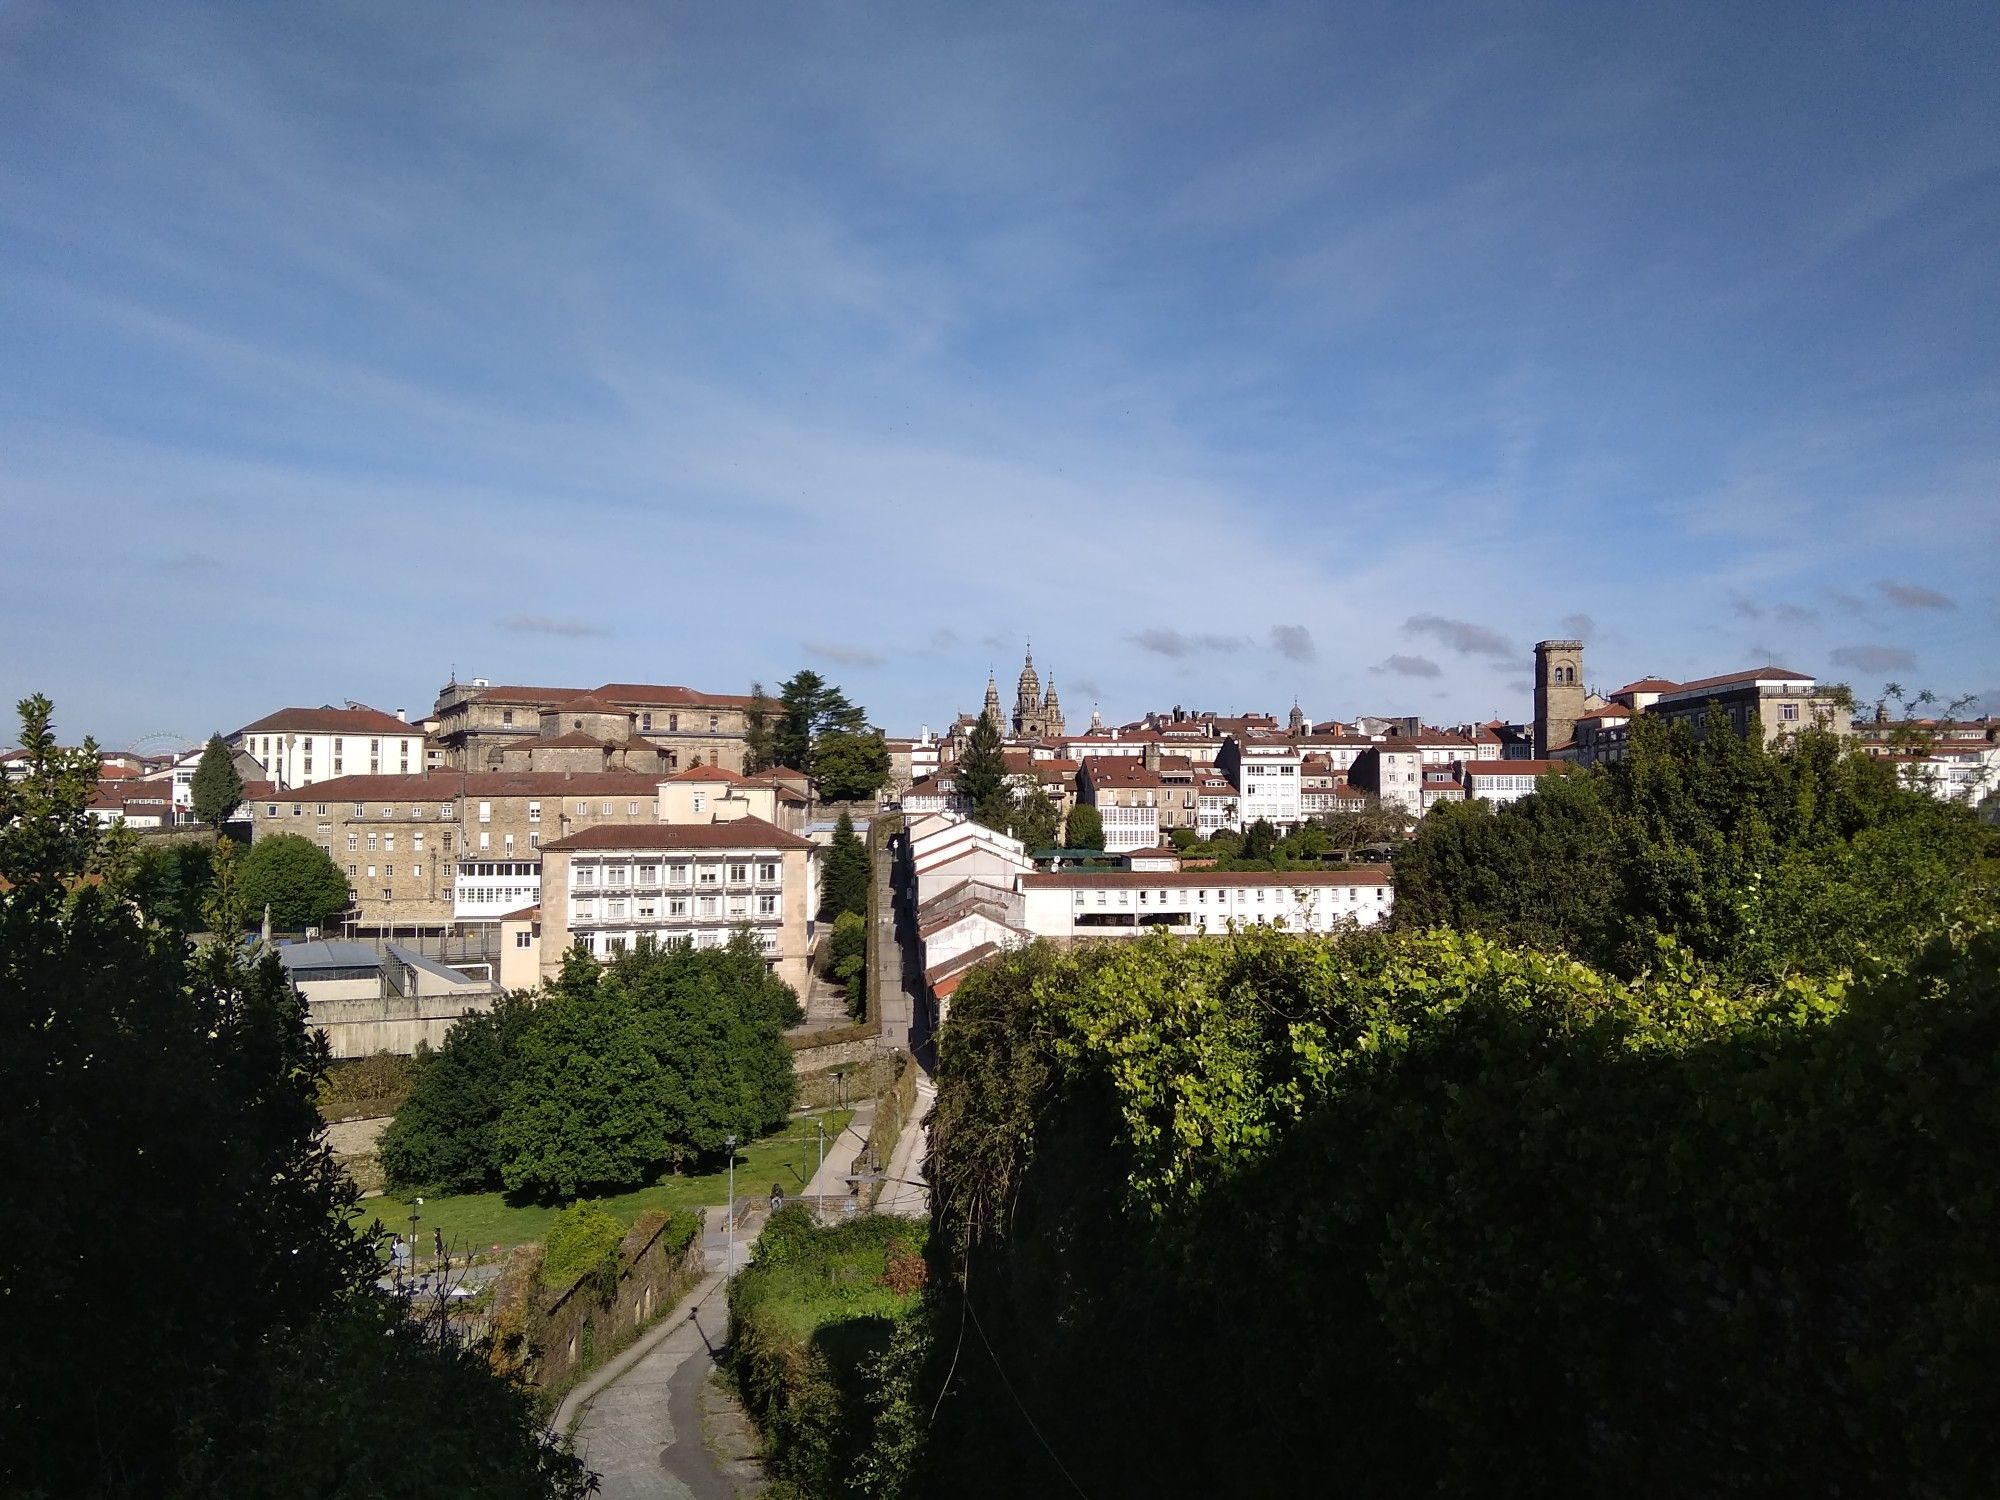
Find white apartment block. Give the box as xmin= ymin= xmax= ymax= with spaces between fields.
xmin=1020 ymin=868 xmax=1392 ymax=939
xmin=1217 ymin=735 xmax=1304 ymax=827
xmin=1459 ymin=759 xmax=1561 ymax=807
xmin=540 ymin=818 xmax=819 ymax=994
xmin=234 ymin=704 xmax=425 ymax=789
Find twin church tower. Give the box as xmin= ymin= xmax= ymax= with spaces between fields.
xmin=982 ymin=646 xmax=1066 ymax=740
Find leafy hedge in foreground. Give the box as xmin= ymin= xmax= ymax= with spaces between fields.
xmin=916 ymin=920 xmax=2000 ymax=1497
xmin=728 ymin=1208 xmax=928 ymax=1498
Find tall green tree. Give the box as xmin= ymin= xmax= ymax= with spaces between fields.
xmin=1240 ymin=818 xmax=1279 ymax=861
xmin=1064 ymin=802 xmax=1105 ymax=851
xmin=495 ymin=938 xmax=799 ymax=1199
xmin=812 ymin=729 xmax=891 ymax=803
xmin=957 ymin=712 xmax=1007 ymax=813
xmin=379 ymin=993 xmax=539 ymax=1194
xmin=1320 ymin=796 xmax=1415 ymax=860
xmin=1006 ymin=787 xmax=1061 ymax=851
xmin=819 ymin=812 xmax=871 ymax=922
xmin=776 ymin=670 xmax=866 ymax=772
xmin=819 ymin=910 xmax=870 ymax=1019
xmin=743 ymin=682 xmax=778 ymax=774
xmin=0 ymin=694 xmax=586 ymax=1497
xmin=238 ymin=833 xmax=352 ymax=931
xmin=190 ymin=732 xmax=244 ymax=830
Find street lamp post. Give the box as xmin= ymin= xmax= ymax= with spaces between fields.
xmin=409 ymin=1199 xmax=423 ymax=1297
xmin=724 ymin=1133 xmax=738 ymax=1275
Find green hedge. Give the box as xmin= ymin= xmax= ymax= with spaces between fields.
xmin=727 ymin=1207 xmax=927 ymax=1497
xmin=915 ymin=919 xmax=2000 ymax=1497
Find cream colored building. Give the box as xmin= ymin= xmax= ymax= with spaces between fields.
xmin=254 ymin=769 xmax=665 ymax=934
xmin=538 ymin=818 xmax=819 ymax=994
xmin=431 ymin=678 xmax=757 ymax=774
xmin=233 ymin=704 xmax=426 ymax=790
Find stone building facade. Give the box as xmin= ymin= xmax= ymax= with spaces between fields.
xmin=430 ymin=679 xmax=756 ymax=774
xmin=253 ymin=770 xmax=666 ymax=934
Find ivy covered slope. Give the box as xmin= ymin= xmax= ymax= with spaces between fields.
xmin=924 ymin=927 xmax=2000 ymax=1493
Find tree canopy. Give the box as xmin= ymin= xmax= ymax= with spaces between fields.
xmin=1393 ymin=710 xmax=1994 ymax=978
xmin=1063 ymin=802 xmax=1104 ymax=851
xmin=0 ymin=695 xmax=586 ymax=1496
xmin=190 ymin=732 xmax=244 ymax=830
xmin=397 ymin=937 xmax=800 ymax=1201
xmin=818 ymin=811 xmax=871 ymax=922
xmin=957 ymin=712 xmax=1008 ymax=815
xmin=238 ymin=832 xmax=352 ymax=932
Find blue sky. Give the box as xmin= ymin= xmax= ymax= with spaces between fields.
xmin=2 ymin=1 xmax=1995 ymax=747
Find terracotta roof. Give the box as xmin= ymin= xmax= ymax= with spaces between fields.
xmin=454 ymin=685 xmax=581 ymax=704
xmin=1021 ymin=868 xmax=1391 ymax=889
xmin=1576 ymin=705 xmax=1632 ymax=720
xmin=264 ymin=770 xmax=666 ymax=801
xmin=551 ymin=693 xmax=626 ymax=716
xmin=236 ymin=705 xmax=416 ymax=736
xmin=926 ymin=942 xmax=1005 ymax=988
xmin=1609 ymin=677 xmax=1680 ymax=696
xmin=1662 ymin=666 xmax=1815 ymax=697
xmin=1082 ymin=758 xmax=1165 ymax=789
xmin=535 ymin=731 xmax=612 ymax=749
xmin=594 ymin=682 xmax=757 ymax=710
xmin=543 ymin=816 xmax=813 ymax=853
xmin=91 ymin=781 xmax=172 ymax=809
xmin=1462 ymin=759 xmax=1562 ymax=777
xmin=498 ymin=904 xmax=541 ymax=922
xmin=667 ymin=764 xmax=750 ymax=784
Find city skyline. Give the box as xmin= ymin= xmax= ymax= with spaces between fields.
xmin=3 ymin=2 xmax=1996 ymax=744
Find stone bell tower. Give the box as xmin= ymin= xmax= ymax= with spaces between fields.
xmin=1533 ymin=639 xmax=1585 ymax=758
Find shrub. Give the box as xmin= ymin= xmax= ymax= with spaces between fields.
xmin=540 ymin=1201 xmax=626 ymax=1296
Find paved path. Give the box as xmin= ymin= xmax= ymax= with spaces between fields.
xmin=876 ymin=1073 xmax=935 ymax=1220
xmin=565 ymin=1267 xmax=752 ymax=1500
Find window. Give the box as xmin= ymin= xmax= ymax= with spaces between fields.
xmin=641 ymin=712 xmax=653 ymax=731
xmin=729 ymin=863 xmax=748 ymax=884
xmin=290 ymin=803 xmax=302 ymax=817
xmin=354 ymin=803 xmax=366 ymax=816
xmin=479 ymin=832 xmax=490 ymax=851
xmin=1780 ymin=702 xmax=1799 ymax=722
xmin=698 ymin=896 xmax=719 ymax=918
xmin=669 ymin=864 xmax=689 ymax=885
xmin=607 ymin=865 xmax=626 ymax=885
xmin=628 ymin=800 xmax=639 ymax=816
xmin=668 ymin=713 xmax=679 ymax=732
xmin=413 ymin=831 xmax=424 ymax=852
xmin=515 ymin=931 xmax=532 ymax=949
xmin=708 ymin=714 xmax=718 ymax=731
xmin=758 ymin=862 xmax=778 ymax=882
xmin=441 ymin=802 xmax=455 ymax=819
xmin=698 ymin=866 xmax=718 ymax=885
xmin=347 ymin=863 xmax=357 ymax=877
xmin=692 ymin=792 xmax=705 ymax=814
xmin=384 ymin=888 xmax=392 ymax=901
xmin=412 ymin=863 xmax=422 ymax=878
xmin=442 ymin=831 xmax=454 ymax=852
xmin=528 ymin=800 xmax=541 ymax=822
xmin=669 ymin=898 xmax=687 ymax=917
xmin=345 ymin=833 xmax=358 ymax=852
xmin=502 ymin=709 xmax=514 ymax=725
xmin=315 ymin=803 xmax=328 ymax=816
xmin=529 ymin=832 xmax=540 ymax=849
xmin=266 ymin=804 xmax=278 ymax=817
xmin=384 ymin=864 xmax=394 ymax=878
xmin=757 ymin=894 xmax=777 ymax=916
xmin=576 ymin=865 xmax=596 ymax=886
xmin=478 ymin=801 xmax=492 ymax=823
xmin=366 ymin=833 xmax=379 ymax=852
xmin=366 ymin=865 xmax=376 ymax=878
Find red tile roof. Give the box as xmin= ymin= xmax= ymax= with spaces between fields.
xmin=1082 ymin=758 xmax=1166 ymax=789
xmin=237 ymin=705 xmax=416 ymax=736
xmin=535 ymin=731 xmax=612 ymax=749
xmin=542 ymin=816 xmax=812 ymax=852
xmin=1461 ymin=759 xmax=1562 ymax=777
xmin=1664 ymin=666 xmax=1815 ymax=696
xmin=594 ymin=683 xmax=757 ymax=709
xmin=667 ymin=764 xmax=751 ymax=783
xmin=1609 ymin=677 xmax=1679 ymax=696
xmin=552 ymin=693 xmax=627 ymax=716
xmin=1022 ymin=868 xmax=1390 ymax=889
xmin=264 ymin=770 xmax=665 ymax=801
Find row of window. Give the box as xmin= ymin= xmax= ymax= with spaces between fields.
xmin=1071 ymin=885 xmax=1388 ymax=907
xmin=575 ymin=928 xmax=777 ymax=956
xmin=576 ymin=893 xmax=781 ymax=921
xmin=573 ymin=860 xmax=780 ymax=887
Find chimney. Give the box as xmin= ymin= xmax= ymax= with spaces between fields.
xmin=1143 ymin=741 xmax=1161 ymax=772
xmin=395 ymin=707 xmax=406 ymax=722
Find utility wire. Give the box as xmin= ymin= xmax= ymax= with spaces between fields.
xmin=963 ymin=1294 xmax=1091 ymax=1500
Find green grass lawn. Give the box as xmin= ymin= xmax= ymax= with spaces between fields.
xmin=356 ymin=1109 xmax=854 ymax=1255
